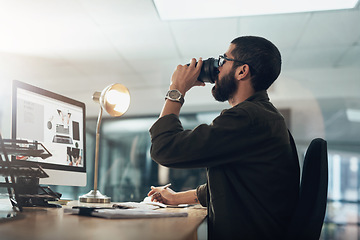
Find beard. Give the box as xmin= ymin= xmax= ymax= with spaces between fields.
xmin=211 ymin=68 xmax=238 ymax=102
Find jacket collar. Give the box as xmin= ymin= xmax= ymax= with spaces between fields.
xmin=245 ymin=90 xmax=269 ymax=102
xmin=222 ymin=90 xmax=270 ymax=114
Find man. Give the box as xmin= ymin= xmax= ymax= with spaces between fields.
xmin=148 ymin=36 xmax=300 ymax=239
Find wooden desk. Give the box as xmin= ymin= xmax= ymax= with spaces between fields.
xmin=0 ymin=199 xmax=207 ymax=240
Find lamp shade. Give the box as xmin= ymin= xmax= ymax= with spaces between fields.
xmin=93 ymin=83 xmax=130 ymax=117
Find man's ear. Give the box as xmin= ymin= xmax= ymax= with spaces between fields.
xmin=235 ymin=64 xmax=250 ymax=80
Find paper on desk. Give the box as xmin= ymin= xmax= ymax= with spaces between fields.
xmin=142 ymin=197 xmax=191 ymax=208
xmin=93 ymin=208 xmax=187 ymax=219
xmin=113 ymin=202 xmax=161 ymax=210
xmin=142 ymin=197 xmax=167 ymax=208
xmin=65 ymin=208 xmax=188 ymax=219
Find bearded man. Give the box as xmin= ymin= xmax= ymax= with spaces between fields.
xmin=148 ymin=36 xmax=300 ymax=240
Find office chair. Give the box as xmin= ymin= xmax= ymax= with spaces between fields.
xmin=286 ymin=138 xmax=328 ymax=240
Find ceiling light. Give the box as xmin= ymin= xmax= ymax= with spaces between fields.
xmin=346 ymin=109 xmax=360 ymax=122
xmin=153 ymin=0 xmax=359 ymax=20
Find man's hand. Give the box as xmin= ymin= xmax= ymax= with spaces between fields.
xmin=170 ymin=58 xmax=205 ymax=96
xmin=159 ymin=58 xmax=205 ymax=118
xmin=147 ymin=186 xmax=199 ymax=205
xmin=148 ymin=185 xmax=178 ymax=205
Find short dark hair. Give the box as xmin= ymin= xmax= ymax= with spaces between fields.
xmin=230 ymin=36 xmax=282 ymax=91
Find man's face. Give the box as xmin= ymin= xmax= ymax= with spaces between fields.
xmin=212 ymin=44 xmax=238 ymax=102
xmin=211 ymin=66 xmax=237 ymax=102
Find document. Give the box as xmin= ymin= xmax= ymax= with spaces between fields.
xmin=142 ymin=196 xmax=192 ymax=208
xmin=65 ymin=204 xmax=188 ymax=219
xmin=91 ymin=208 xmax=188 ymax=219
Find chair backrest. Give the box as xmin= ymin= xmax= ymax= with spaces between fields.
xmin=286 ymin=138 xmax=328 ymax=240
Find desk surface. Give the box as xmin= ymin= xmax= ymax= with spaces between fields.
xmin=0 ymin=199 xmax=207 ymax=240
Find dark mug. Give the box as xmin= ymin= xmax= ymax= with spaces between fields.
xmin=187 ymin=58 xmax=219 ymax=83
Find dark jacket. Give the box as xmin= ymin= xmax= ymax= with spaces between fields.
xmin=149 ymin=90 xmax=300 ymax=240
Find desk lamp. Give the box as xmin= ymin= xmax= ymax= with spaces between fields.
xmin=79 ymin=83 xmax=130 ymax=203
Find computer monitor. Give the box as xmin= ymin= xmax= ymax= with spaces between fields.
xmin=11 ymin=80 xmax=86 ymax=186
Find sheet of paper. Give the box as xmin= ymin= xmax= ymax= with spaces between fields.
xmin=142 ymin=196 xmax=192 ymax=208
xmin=142 ymin=197 xmax=167 ymax=208
xmin=112 ymin=202 xmax=161 ymax=210
xmin=65 ymin=207 xmax=188 ymax=219
xmin=92 ymin=208 xmax=188 ymax=219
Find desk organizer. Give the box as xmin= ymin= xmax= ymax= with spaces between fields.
xmin=0 ymin=133 xmax=60 ymax=212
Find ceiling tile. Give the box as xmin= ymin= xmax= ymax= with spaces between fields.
xmin=237 ymin=13 xmax=312 ymax=51
xmin=104 ymin=23 xmax=177 ymax=60
xmin=80 ymin=0 xmax=160 ymax=25
xmin=297 ymin=9 xmax=360 ymax=48
xmin=287 ymin=46 xmax=348 ymax=68
xmin=169 ymin=18 xmax=239 ymax=58
xmin=338 ymin=43 xmax=360 ymax=66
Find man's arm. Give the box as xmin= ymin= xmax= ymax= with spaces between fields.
xmin=159 ymin=99 xmax=182 ymax=118
xmin=159 ymin=58 xmax=204 ymax=118
xmin=148 ymin=186 xmax=199 ymax=205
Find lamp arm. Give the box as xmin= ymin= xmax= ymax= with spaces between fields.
xmin=93 ymin=106 xmax=103 ymax=194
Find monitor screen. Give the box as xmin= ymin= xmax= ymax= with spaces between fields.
xmin=11 ymin=80 xmax=86 ymax=186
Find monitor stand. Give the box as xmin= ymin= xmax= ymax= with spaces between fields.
xmin=16 ymin=177 xmax=62 ymax=208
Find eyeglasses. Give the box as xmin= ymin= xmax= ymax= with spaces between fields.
xmin=218 ymin=55 xmax=248 ymax=67
xmin=218 ymin=55 xmax=255 ymax=73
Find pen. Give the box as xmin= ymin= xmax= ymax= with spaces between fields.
xmin=150 ymin=183 xmax=172 ymax=197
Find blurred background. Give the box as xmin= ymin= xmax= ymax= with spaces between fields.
xmin=0 ymin=0 xmax=359 ymax=239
